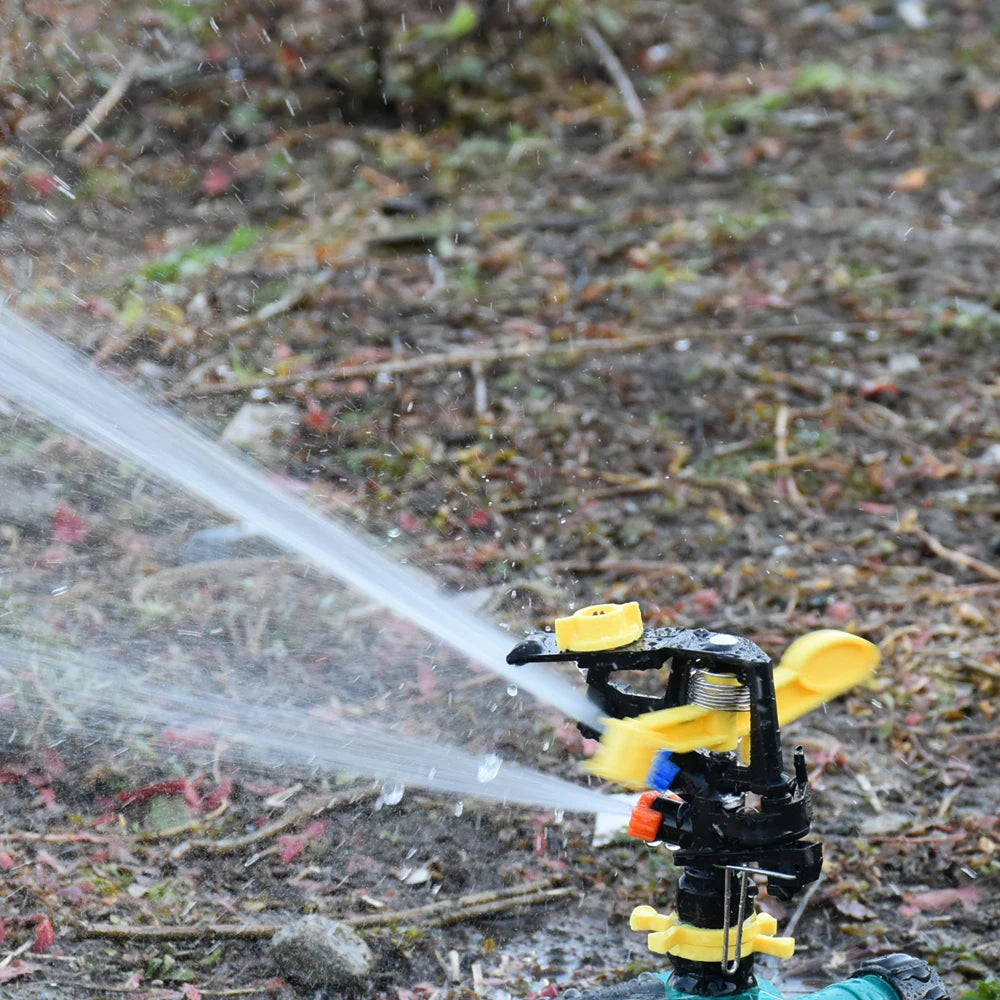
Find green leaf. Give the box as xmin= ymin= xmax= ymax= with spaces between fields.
xmin=442 ymin=2 xmax=478 ymax=39
xmin=139 ymin=226 xmax=262 ymax=284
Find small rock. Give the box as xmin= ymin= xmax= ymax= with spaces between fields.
xmin=887 ymin=352 xmax=921 ymax=375
xmin=177 ymin=522 xmax=282 ymax=564
xmin=221 ymin=402 xmax=299 ymax=458
xmin=271 ymin=916 xmax=374 ymax=991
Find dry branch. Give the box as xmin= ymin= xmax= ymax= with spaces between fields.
xmin=903 ymin=510 xmax=1000 ymax=583
xmin=171 ymin=333 xmax=681 ymax=400
xmin=580 ymin=23 xmax=645 ymax=126
xmin=497 ymin=472 xmax=751 ymax=514
xmin=83 ymin=880 xmax=574 ymax=940
xmin=62 ymin=55 xmax=144 ymax=154
xmin=170 ymin=788 xmax=376 ymax=860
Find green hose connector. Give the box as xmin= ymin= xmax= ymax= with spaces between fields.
xmin=654 ymin=976 xmax=901 ymax=1000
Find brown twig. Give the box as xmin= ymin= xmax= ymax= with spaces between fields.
xmin=169 ymin=789 xmax=376 ymax=861
xmin=2 ymin=830 xmax=118 ymax=844
xmin=62 ymin=54 xmax=144 ymax=154
xmin=137 ymin=800 xmax=231 ymax=843
xmin=782 ymin=869 xmax=824 ymax=939
xmin=497 ymin=472 xmax=751 ymax=514
xmin=83 ymin=880 xmax=574 ymax=940
xmin=169 ymin=333 xmax=681 ymax=400
xmin=774 ymin=404 xmax=810 ymax=512
xmin=223 ymin=270 xmax=334 ymax=335
xmin=131 ymin=558 xmax=305 ymax=606
xmin=539 ymin=560 xmax=688 ymax=579
xmin=579 ymin=23 xmax=645 ymax=126
xmin=905 ymin=514 xmax=1000 ymax=583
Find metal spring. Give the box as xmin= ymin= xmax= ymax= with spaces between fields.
xmin=688 ymin=669 xmax=751 ymax=711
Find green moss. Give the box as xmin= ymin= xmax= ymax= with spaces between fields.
xmin=140 ymin=227 xmax=262 ymax=284
xmin=961 ymin=983 xmax=1000 ymax=1000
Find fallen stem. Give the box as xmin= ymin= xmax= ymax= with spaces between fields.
xmin=83 ymin=880 xmax=573 ymax=940
xmin=579 ymin=23 xmax=645 ymax=126
xmin=62 ymin=55 xmax=144 ymax=154
xmin=908 ymin=518 xmax=1000 ymax=583
xmin=170 ymin=789 xmax=376 ymax=860
xmin=170 ymin=333 xmax=681 ymax=400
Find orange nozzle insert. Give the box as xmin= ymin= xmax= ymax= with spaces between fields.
xmin=628 ymin=791 xmax=663 ymax=842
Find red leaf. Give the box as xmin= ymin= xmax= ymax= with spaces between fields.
xmin=899 ymin=886 xmax=982 ymax=916
xmin=0 ymin=960 xmax=41 ymax=982
xmin=827 ymin=601 xmax=855 ymax=625
xmin=397 ymin=511 xmax=423 ymax=533
xmin=183 ymin=985 xmax=202 ymax=1000
xmin=23 ymin=171 xmax=59 ymax=198
xmin=201 ymin=165 xmax=233 ymax=196
xmin=689 ymin=588 xmax=721 ymax=617
xmin=859 ymin=501 xmax=897 ymax=516
xmin=33 ymin=917 xmax=55 ymax=953
xmin=202 ymin=777 xmax=231 ymax=811
xmin=278 ymin=835 xmax=307 ymax=864
xmin=201 ymin=41 xmax=231 ymax=64
xmin=118 ymin=778 xmax=197 ymax=808
xmin=302 ymin=402 xmax=331 ymax=432
xmin=302 ymin=820 xmax=330 ymax=840
xmin=416 ymin=662 xmax=438 ymax=698
xmin=0 ymin=852 xmax=16 ymax=870
xmin=123 ymin=972 xmax=142 ymax=990
xmin=527 ymin=986 xmax=562 ymax=1000
xmin=52 ymin=503 xmax=88 ymax=543
xmin=465 ymin=508 xmax=492 ymax=530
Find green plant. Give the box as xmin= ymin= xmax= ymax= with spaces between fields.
xmin=961 ymin=983 xmax=1000 ymax=1000
xmin=140 ymin=227 xmax=262 ymax=284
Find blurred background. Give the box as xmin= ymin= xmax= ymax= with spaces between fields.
xmin=0 ymin=1 xmax=998 ymax=997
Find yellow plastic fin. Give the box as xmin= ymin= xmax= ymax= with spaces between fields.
xmin=630 ymin=906 xmax=795 ymax=962
xmin=771 ymin=629 xmax=880 ymax=726
xmin=555 ymin=602 xmax=644 ymax=652
xmin=587 ymin=629 xmax=879 ymax=788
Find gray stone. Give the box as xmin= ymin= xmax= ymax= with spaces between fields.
xmin=221 ymin=402 xmax=299 ymax=459
xmin=177 ymin=521 xmax=282 ymax=564
xmin=271 ymin=915 xmax=374 ymax=990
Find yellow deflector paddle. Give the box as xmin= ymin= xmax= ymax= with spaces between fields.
xmin=588 ymin=629 xmax=879 ymax=788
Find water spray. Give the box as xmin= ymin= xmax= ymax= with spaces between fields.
xmin=0 ymin=304 xmax=600 ymax=731
xmin=508 ymin=602 xmax=949 ymax=1000
xmin=0 ymin=641 xmax=629 ymax=818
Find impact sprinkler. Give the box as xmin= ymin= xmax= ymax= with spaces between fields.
xmin=507 ymin=602 xmax=948 ymax=1000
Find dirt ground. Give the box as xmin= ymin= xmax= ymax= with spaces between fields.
xmin=0 ymin=1 xmax=999 ymax=997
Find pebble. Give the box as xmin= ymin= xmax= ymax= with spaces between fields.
xmin=271 ymin=915 xmax=374 ymax=991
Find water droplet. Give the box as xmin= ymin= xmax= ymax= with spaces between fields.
xmin=507 ymin=684 xmax=518 ymax=697
xmin=553 ymin=809 xmax=565 ymax=823
xmin=675 ymin=339 xmax=691 ymax=352
xmin=830 ymin=329 xmax=847 ymax=344
xmin=542 ymin=740 xmax=551 ymax=751
xmin=387 ymin=527 xmax=401 ymax=539
xmin=453 ymin=801 xmax=464 ymax=817
xmin=708 ymin=633 xmax=739 ymax=647
xmin=378 ymin=783 xmax=405 ymax=807
xmin=477 ymin=753 xmax=502 ymax=783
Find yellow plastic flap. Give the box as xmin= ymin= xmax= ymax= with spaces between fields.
xmin=555 ymin=602 xmax=644 ymax=652
xmin=630 ymin=906 xmax=795 ymax=961
xmin=588 ymin=629 xmax=879 ymax=787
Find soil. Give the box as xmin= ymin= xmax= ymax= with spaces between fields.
xmin=0 ymin=1 xmax=998 ymax=998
